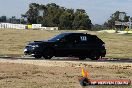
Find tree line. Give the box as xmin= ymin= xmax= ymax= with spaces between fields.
xmin=0 ymin=16 xmax=27 ymax=24
xmin=104 ymin=11 xmax=132 ymax=29
xmin=1 ymin=3 xmax=131 ymax=30
xmin=24 ymin=3 xmax=92 ymax=30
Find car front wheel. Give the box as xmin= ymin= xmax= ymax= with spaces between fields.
xmin=43 ymin=48 xmax=54 ymax=59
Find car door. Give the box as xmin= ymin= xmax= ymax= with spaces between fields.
xmin=54 ymin=34 xmax=74 ymax=56
xmin=65 ymin=34 xmax=80 ymax=56
xmin=73 ymin=34 xmax=88 ymax=56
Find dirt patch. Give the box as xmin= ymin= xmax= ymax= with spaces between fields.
xmin=0 ymin=59 xmax=131 ymax=88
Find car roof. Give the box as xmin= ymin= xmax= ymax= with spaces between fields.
xmin=60 ymin=32 xmax=91 ymax=35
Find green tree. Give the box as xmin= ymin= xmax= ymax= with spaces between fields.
xmin=25 ymin=3 xmax=92 ymax=30
xmin=106 ymin=11 xmax=129 ymax=29
xmin=73 ymin=9 xmax=91 ymax=30
xmin=26 ymin=3 xmax=39 ymax=24
xmin=0 ymin=16 xmax=7 ymax=22
xmin=43 ymin=3 xmax=66 ymax=27
xmin=59 ymin=9 xmax=74 ymax=29
xmin=93 ymin=24 xmax=103 ymax=30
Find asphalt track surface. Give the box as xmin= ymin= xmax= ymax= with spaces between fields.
xmin=0 ymin=56 xmax=132 ymax=63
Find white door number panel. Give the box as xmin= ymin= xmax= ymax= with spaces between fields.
xmin=80 ymin=36 xmax=87 ymax=41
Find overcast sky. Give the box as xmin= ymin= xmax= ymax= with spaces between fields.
xmin=0 ymin=0 xmax=131 ymax=24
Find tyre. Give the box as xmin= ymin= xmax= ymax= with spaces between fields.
xmin=34 ymin=55 xmax=42 ymax=59
xmin=43 ymin=48 xmax=54 ymax=59
xmin=89 ymin=51 xmax=100 ymax=60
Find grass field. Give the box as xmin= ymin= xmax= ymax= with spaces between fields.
xmin=0 ymin=29 xmax=132 ymax=58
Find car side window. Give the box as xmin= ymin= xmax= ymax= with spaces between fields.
xmin=65 ymin=34 xmax=79 ymax=43
xmin=59 ymin=35 xmax=71 ymax=43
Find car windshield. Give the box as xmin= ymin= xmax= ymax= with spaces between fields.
xmin=48 ymin=33 xmax=69 ymax=41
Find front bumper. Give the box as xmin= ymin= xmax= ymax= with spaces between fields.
xmin=24 ymin=48 xmax=41 ymax=56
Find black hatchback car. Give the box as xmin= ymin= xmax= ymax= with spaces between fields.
xmin=24 ymin=32 xmax=106 ymax=60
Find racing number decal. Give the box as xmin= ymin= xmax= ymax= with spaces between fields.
xmin=80 ymin=36 xmax=87 ymax=41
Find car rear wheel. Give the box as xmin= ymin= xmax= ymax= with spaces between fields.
xmin=43 ymin=48 xmax=54 ymax=59
xmin=89 ymin=51 xmax=100 ymax=60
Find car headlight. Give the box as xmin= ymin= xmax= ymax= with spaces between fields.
xmin=32 ymin=45 xmax=39 ymax=48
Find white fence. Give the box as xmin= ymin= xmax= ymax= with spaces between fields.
xmin=32 ymin=24 xmax=42 ymax=29
xmin=40 ymin=27 xmax=58 ymax=30
xmin=0 ymin=23 xmax=58 ymax=30
xmin=0 ymin=23 xmax=26 ymax=29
